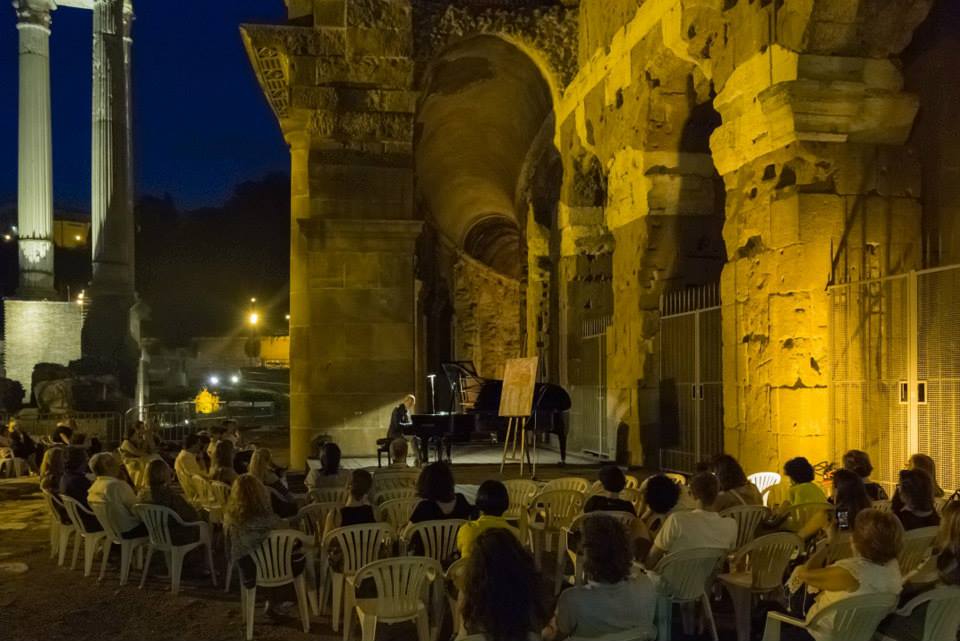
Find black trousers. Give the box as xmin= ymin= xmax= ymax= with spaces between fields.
xmin=236 ymin=551 xmax=305 ymax=589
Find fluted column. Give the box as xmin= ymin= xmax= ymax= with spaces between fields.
xmin=14 ymin=0 xmax=56 ymax=299
xmin=90 ymin=0 xmax=134 ymax=295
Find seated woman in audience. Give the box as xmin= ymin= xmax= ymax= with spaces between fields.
xmin=893 ymin=469 xmax=941 ymax=531
xmin=305 ymin=442 xmax=349 ymax=490
xmin=787 ymin=509 xmax=902 ymax=637
xmin=40 ymin=447 xmax=70 ymax=524
xmin=773 ymin=456 xmax=828 ymax=533
xmin=60 ymin=446 xmax=102 ymax=532
xmin=3 ymin=419 xmax=42 ymax=471
xmin=544 ymin=515 xmax=656 ymax=641
xmin=410 ymin=461 xmax=472 ymax=523
xmin=842 ymin=449 xmax=888 ymax=501
xmin=458 ymin=480 xmax=520 ymax=558
xmin=909 ymin=453 xmax=945 ymax=498
xmin=224 ymin=474 xmax=304 ymax=619
xmin=459 ymin=528 xmax=546 ymax=641
xmin=584 ymin=465 xmax=636 ymax=515
xmin=637 ymin=473 xmax=681 ymax=534
xmin=646 ymin=472 xmax=737 ymax=569
xmin=325 ymin=469 xmax=376 ymax=531
xmin=87 ymin=452 xmax=147 ymax=538
xmin=801 ymin=469 xmax=872 ymax=567
xmin=208 ymin=440 xmax=238 ymax=486
xmin=138 ymin=458 xmax=202 ymax=545
xmin=711 ymin=454 xmax=763 ymax=512
xmin=174 ymin=433 xmax=206 ymax=485
xmin=248 ymin=448 xmax=297 ymax=518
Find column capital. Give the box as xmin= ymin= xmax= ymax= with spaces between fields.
xmin=13 ymin=0 xmax=54 ymax=28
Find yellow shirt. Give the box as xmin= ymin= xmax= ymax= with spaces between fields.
xmin=456 ymin=515 xmax=521 ymax=557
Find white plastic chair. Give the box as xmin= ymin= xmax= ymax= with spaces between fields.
xmin=781 ymin=502 xmax=834 ymax=534
xmin=747 ymin=472 xmax=782 ymax=507
xmin=372 ymin=486 xmax=416 ymax=505
xmin=309 ymin=487 xmax=348 ymax=505
xmin=320 ymin=522 xmax=393 ymax=634
xmin=371 ymin=469 xmax=419 ymax=493
xmin=60 ymin=496 xmax=109 ymax=577
xmin=621 ymin=488 xmax=644 ymax=514
xmin=41 ymin=490 xmax=76 ymax=566
xmin=133 ymin=503 xmax=217 ymax=595
xmin=875 ymin=585 xmax=960 ymax=641
xmin=653 ymin=547 xmax=727 ymax=641
xmin=898 ymin=526 xmax=938 ymax=576
xmin=0 ymin=456 xmax=29 ymax=477
xmin=296 ymin=501 xmax=340 ymax=544
xmin=624 ymin=474 xmax=640 ymax=489
xmin=760 ymin=592 xmax=897 ymax=641
xmin=89 ymin=500 xmax=150 ymax=585
xmin=718 ymin=532 xmax=803 ymax=641
xmin=528 ymin=489 xmax=585 ymax=569
xmin=445 ymin=557 xmax=468 ymax=636
xmin=400 ymin=519 xmax=466 ymax=565
xmin=349 ymin=556 xmax=441 ymax=641
xmin=541 ymin=476 xmax=590 ymax=494
xmin=721 ymin=505 xmax=769 ymax=550
xmin=503 ymin=479 xmax=539 ymax=520
xmin=663 ymin=472 xmax=687 ymax=486
xmin=378 ymin=498 xmax=419 ymax=534
xmin=240 ymin=529 xmax=312 ymax=640
xmin=558 ymin=511 xmax=648 ymax=594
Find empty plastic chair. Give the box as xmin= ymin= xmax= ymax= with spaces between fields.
xmin=747 ymin=472 xmax=781 ymax=507
xmin=60 ymin=496 xmax=109 ymax=577
xmin=761 ymin=592 xmax=897 ymax=641
xmin=348 ymin=556 xmax=441 ymax=641
xmin=134 ymin=503 xmax=217 ymax=595
xmin=240 ymin=529 xmax=313 ymax=640
xmin=876 ymin=585 xmax=960 ymax=641
xmin=653 ymin=547 xmax=727 ymax=641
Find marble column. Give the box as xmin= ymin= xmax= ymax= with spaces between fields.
xmin=90 ymin=0 xmax=134 ymax=295
xmin=14 ymin=0 xmax=56 ymax=299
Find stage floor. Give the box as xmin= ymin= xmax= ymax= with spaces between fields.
xmin=339 ymin=442 xmax=600 ymax=470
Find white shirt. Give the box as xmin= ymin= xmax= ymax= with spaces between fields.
xmin=805 ymin=557 xmax=902 ymax=641
xmin=87 ymin=476 xmax=141 ymax=534
xmin=653 ymin=508 xmax=737 ymax=555
xmin=174 ymin=449 xmax=203 ymax=482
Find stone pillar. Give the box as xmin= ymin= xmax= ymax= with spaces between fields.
xmin=13 ymin=0 xmax=56 ymax=299
xmin=82 ymin=0 xmax=138 ymax=391
xmin=90 ymin=0 xmax=134 ymax=294
xmin=710 ymin=48 xmax=923 ymax=472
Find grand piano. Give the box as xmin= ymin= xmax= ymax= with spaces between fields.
xmin=405 ymin=361 xmax=572 ymax=463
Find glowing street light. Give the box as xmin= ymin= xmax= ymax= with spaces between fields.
xmin=285 ymin=314 xmax=290 ymax=321
xmin=77 ymin=290 xmax=86 ymax=304
xmin=230 ymin=374 xmax=240 ymax=384
xmin=74 ymin=234 xmax=82 ymax=242
xmin=250 ymin=297 xmax=257 ymax=304
xmin=208 ymin=375 xmax=220 ymax=386
xmin=248 ymin=311 xmax=259 ymax=326
xmin=3 ymin=234 xmax=10 ymax=242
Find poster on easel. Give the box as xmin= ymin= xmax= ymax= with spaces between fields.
xmin=499 ymin=356 xmax=539 ymax=417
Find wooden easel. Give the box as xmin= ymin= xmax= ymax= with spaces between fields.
xmin=498 ymin=355 xmax=540 ymax=478
xmin=500 ymin=415 xmax=532 ymax=476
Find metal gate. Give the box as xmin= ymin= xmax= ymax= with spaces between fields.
xmin=658 ymin=284 xmax=723 ymax=473
xmin=830 ymin=265 xmax=960 ymax=494
xmin=569 ymin=316 xmax=611 ymax=459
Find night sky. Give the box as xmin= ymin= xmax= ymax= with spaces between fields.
xmin=0 ymin=0 xmax=290 ymax=211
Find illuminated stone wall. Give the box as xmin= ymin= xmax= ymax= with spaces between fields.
xmin=4 ymin=300 xmax=83 ymax=397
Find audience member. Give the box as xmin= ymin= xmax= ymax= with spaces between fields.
xmin=206 ymin=426 xmax=227 ymax=460
xmin=174 ymin=433 xmax=205 ymax=483
xmin=224 ymin=474 xmax=304 ymax=618
xmin=208 ymin=440 xmax=238 ymax=485
xmin=842 ymin=450 xmax=888 ymax=501
xmin=459 ymin=528 xmax=546 ymax=641
xmin=893 ymin=469 xmax=941 ymax=531
xmin=248 ymin=448 xmax=297 ymax=518
xmin=908 ymin=453 xmax=944 ymax=498
xmin=800 ymin=469 xmax=872 ymax=542
xmin=646 ymin=472 xmax=736 ymax=568
xmin=711 ymin=454 xmax=763 ymax=512
xmin=60 ymin=446 xmax=101 ymax=532
xmin=51 ymin=423 xmax=74 ymax=447
xmin=387 ymin=438 xmax=410 ymax=468
xmin=584 ymin=465 xmax=636 ymax=515
xmin=326 ymin=469 xmax=376 ymax=531
xmin=776 ymin=457 xmax=828 ymax=532
xmin=305 ymin=442 xmax=349 ymax=490
xmin=410 ymin=462 xmax=472 ymax=522
xmin=40 ymin=447 xmax=70 ymax=524
xmin=458 ymin=480 xmax=520 ymax=557
xmin=138 ymin=459 xmax=202 ymax=545
xmin=87 ymin=452 xmax=147 ymax=538
xmin=544 ymin=515 xmax=656 ymax=641
xmin=4 ymin=419 xmax=41 ymax=471
xmin=638 ymin=474 xmax=681 ymax=534
xmin=790 ymin=509 xmax=902 ymax=640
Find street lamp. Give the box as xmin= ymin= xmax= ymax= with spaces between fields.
xmin=209 ymin=375 xmax=220 ymax=386
xmin=230 ymin=374 xmax=240 ymax=384
xmin=248 ymin=311 xmax=259 ymax=326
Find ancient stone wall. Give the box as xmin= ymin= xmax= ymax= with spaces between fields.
xmin=452 ymin=253 xmax=522 ymax=379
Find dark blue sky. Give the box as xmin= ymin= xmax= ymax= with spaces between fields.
xmin=0 ymin=1 xmax=289 ymax=211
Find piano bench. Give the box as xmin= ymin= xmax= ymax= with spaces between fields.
xmin=375 ymin=438 xmax=391 ymax=467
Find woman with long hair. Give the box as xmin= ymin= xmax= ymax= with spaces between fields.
xmin=209 ymin=440 xmax=238 ymax=485
xmin=304 ymin=441 xmax=349 ymax=490
xmin=247 ymin=448 xmax=296 ymax=517
xmin=842 ymin=450 xmax=888 ymax=501
xmin=39 ymin=446 xmax=65 ymax=494
xmin=894 ymin=469 xmax=941 ymax=531
xmin=459 ymin=528 xmax=546 ymax=641
xmin=138 ymin=458 xmax=202 ymax=545
xmin=800 ymin=468 xmax=872 ymax=541
xmin=711 ymin=454 xmax=763 ymax=511
xmin=410 ymin=462 xmax=472 ymax=523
